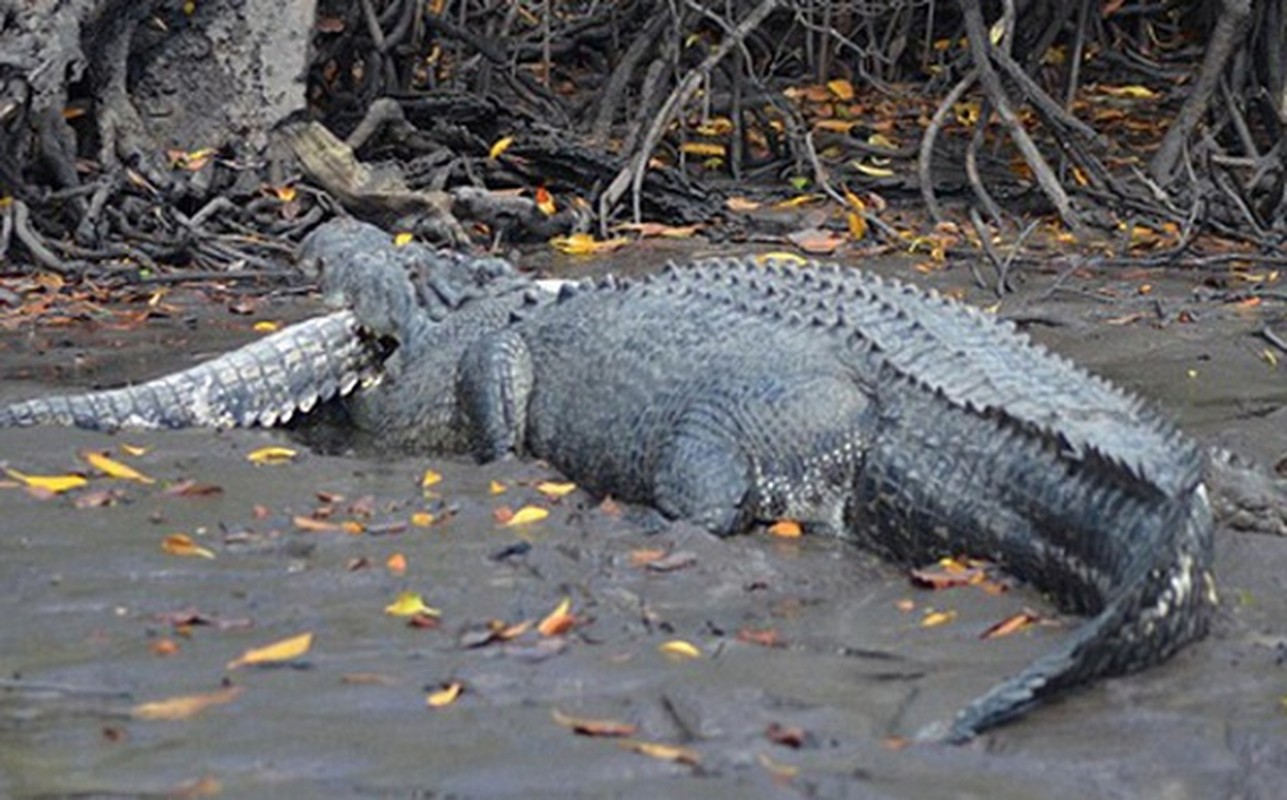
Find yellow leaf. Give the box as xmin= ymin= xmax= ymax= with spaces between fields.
xmin=252 ymin=320 xmax=281 ymax=333
xmin=385 ymin=591 xmax=441 ymax=617
xmin=680 ymin=142 xmax=726 ymax=157
xmin=538 ymin=597 xmax=574 ymax=636
xmin=617 ymin=738 xmax=701 ymax=765
xmin=426 ymin=681 xmax=463 ymax=707
xmin=83 ymin=451 xmax=155 ymax=484
xmin=161 ymin=533 xmax=215 ymax=559
xmin=920 ymin=610 xmax=958 ymax=628
xmin=658 ymin=639 xmax=702 ymax=660
xmin=271 ymin=185 xmax=297 ymax=203
xmin=132 ymin=686 xmax=244 ymax=720
xmin=549 ymin=233 xmax=629 ymax=255
xmin=393 ymin=232 xmax=414 ymax=246
xmin=847 ymin=211 xmax=867 ymax=240
xmin=120 ymin=444 xmax=149 ymax=456
xmin=227 ymin=632 xmax=314 ymax=669
xmin=421 ymin=468 xmax=443 ymax=488
xmin=505 ymin=505 xmax=549 ymax=526
xmin=988 ymin=19 xmax=1005 ymax=45
xmin=1098 ymin=84 xmax=1156 ymax=99
xmin=536 ymin=481 xmax=577 ymax=498
xmin=826 ymin=78 xmax=854 ymax=100
xmin=868 ymin=133 xmax=900 ymax=149
xmin=693 ymin=117 xmax=733 ymax=136
xmin=1262 ymin=348 xmax=1279 ymax=368
xmin=773 ymin=194 xmax=824 ymax=209
xmin=852 ymin=161 xmax=895 ymax=178
xmin=246 ymin=446 xmax=297 ymax=465
xmin=410 ymin=511 xmax=435 ymax=527
xmin=5 ymin=468 xmax=87 ymax=494
xmin=489 ymin=480 xmax=507 ymax=495
xmin=489 ymin=135 xmax=515 ymax=159
xmin=754 ymin=251 xmax=808 ymax=266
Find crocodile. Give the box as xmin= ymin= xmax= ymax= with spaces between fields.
xmin=0 ymin=219 xmax=1226 ymax=743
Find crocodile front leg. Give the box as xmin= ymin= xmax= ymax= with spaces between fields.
xmin=458 ymin=329 xmax=535 ymax=461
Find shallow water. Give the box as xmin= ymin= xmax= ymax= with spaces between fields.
xmin=1 ymin=255 xmax=1284 ymax=797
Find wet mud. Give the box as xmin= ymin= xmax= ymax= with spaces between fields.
xmin=1 ymin=255 xmax=1284 ymax=798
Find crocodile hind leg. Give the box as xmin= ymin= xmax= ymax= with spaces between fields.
xmin=654 ymin=373 xmax=876 ymax=538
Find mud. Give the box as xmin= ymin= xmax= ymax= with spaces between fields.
xmin=0 ymin=253 xmax=1284 ymax=798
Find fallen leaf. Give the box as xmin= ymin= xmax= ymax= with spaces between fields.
xmin=765 ymin=721 xmax=809 ymax=748
xmin=1097 ymin=84 xmax=1157 ymax=99
xmin=386 ymin=553 xmax=407 ymax=574
xmin=537 ymin=597 xmax=575 ymax=637
xmin=227 ymin=631 xmax=314 ymax=669
xmin=768 ymin=519 xmax=803 ymax=538
xmin=6 ymin=468 xmax=87 ymax=494
xmin=552 ymin=708 xmax=637 ymax=737
xmin=826 ymin=78 xmax=855 ymax=100
xmin=385 ymin=591 xmax=441 ymax=618
xmin=489 ymin=135 xmax=515 ymax=159
xmin=549 ymin=232 xmax=629 ymax=255
xmin=82 ymin=451 xmax=154 ymax=484
xmin=754 ymin=251 xmax=808 ymax=266
xmin=162 ymin=533 xmax=216 ymax=559
xmin=852 ymin=160 xmax=895 ymax=178
xmin=151 ymin=639 xmax=181 ymax=657
xmin=787 ymin=228 xmax=844 ymax=255
xmin=120 ymin=444 xmax=149 ymax=456
xmin=393 ymin=232 xmax=414 ymax=246
xmin=617 ymin=738 xmax=701 ymax=765
xmin=920 ymin=609 xmax=957 ymax=628
xmin=421 ymin=469 xmax=443 ymax=488
xmin=132 ymin=686 xmax=244 ymax=720
xmin=774 ymin=194 xmax=824 ymax=209
xmin=658 ymin=639 xmax=702 ymax=660
xmin=162 ymin=480 xmax=223 ymax=498
xmin=629 ymin=547 xmax=669 ymax=567
xmin=758 ymin=751 xmax=800 ymax=780
xmin=910 ymin=557 xmax=987 ymax=590
xmin=981 ymin=611 xmax=1040 ymax=640
xmin=246 ymin=446 xmax=297 ymax=465
xmin=426 ymin=681 xmax=463 ymax=707
xmin=252 ymin=320 xmax=281 ymax=333
xmin=536 ymin=481 xmax=577 ymax=498
xmin=726 ymin=196 xmax=761 ymax=211
xmin=535 ymin=186 xmax=556 ymax=216
xmin=737 ymin=627 xmax=784 ymax=648
xmin=489 ymin=480 xmax=507 ymax=495
xmin=74 ymin=488 xmax=124 ymax=508
xmin=505 ymin=505 xmax=549 ymax=526
xmin=680 ymin=141 xmax=726 ymax=157
xmin=410 ymin=511 xmax=435 ymax=527
xmin=293 ymin=515 xmax=340 ymax=533
xmin=643 ymin=550 xmax=697 ymax=572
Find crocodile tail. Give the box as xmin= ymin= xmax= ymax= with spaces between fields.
xmin=0 ymin=311 xmax=381 ymax=431
xmin=930 ymin=484 xmax=1216 ymax=743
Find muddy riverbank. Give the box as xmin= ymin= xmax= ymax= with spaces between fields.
xmin=1 ymin=252 xmax=1284 ymax=798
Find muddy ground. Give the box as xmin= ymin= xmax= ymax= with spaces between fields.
xmin=1 ymin=247 xmax=1285 ymax=798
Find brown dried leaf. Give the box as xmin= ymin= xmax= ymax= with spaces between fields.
xmin=552 ymin=708 xmax=638 ymax=737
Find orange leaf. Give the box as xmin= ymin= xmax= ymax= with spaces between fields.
xmin=161 ymin=533 xmax=216 ymax=559
xmin=980 ymin=611 xmax=1040 ymax=640
xmin=132 ymin=686 xmax=244 ymax=720
xmin=768 ymin=519 xmax=802 ymax=538
xmin=537 ymin=597 xmax=575 ymax=637
xmin=410 ymin=511 xmax=435 ymax=527
xmin=293 ymin=515 xmax=340 ymax=532
xmin=386 ymin=553 xmax=408 ymax=574
xmin=227 ymin=632 xmax=314 ymax=669
xmin=535 ymin=186 xmax=556 ymax=216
